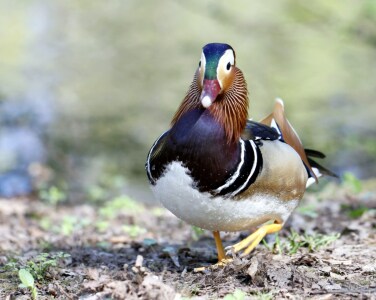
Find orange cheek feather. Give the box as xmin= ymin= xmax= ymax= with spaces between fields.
xmin=218 ymin=70 xmax=235 ymax=92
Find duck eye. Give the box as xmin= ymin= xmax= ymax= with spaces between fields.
xmin=199 ymin=61 xmax=201 ymax=68
xmin=226 ymin=62 xmax=231 ymax=70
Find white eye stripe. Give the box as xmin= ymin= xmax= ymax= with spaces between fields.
xmin=200 ymin=52 xmax=206 ymax=69
xmin=217 ymin=49 xmax=235 ymax=88
xmin=221 ymin=49 xmax=235 ymax=67
xmin=199 ymin=51 xmax=206 ymax=85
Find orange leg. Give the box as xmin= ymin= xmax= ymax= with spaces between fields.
xmin=194 ymin=221 xmax=283 ymax=272
xmin=213 ymin=231 xmax=226 ymax=261
xmin=226 ymin=222 xmax=283 ymax=257
xmin=194 ymin=231 xmax=232 ymax=272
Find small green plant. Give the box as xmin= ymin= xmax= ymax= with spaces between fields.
xmin=151 ymin=207 xmax=164 ymax=216
xmin=26 ymin=252 xmax=70 ymax=282
xmin=287 ymin=230 xmax=340 ymax=254
xmin=60 ymin=216 xmax=77 ymax=236
xmin=188 ymin=284 xmax=200 ymax=296
xmin=262 ymin=233 xmax=282 ymax=254
xmin=341 ymin=203 xmax=371 ymax=219
xmin=342 ymin=172 xmax=362 ymax=194
xmin=254 ymin=291 xmax=273 ymax=300
xmin=18 ymin=269 xmax=37 ymax=299
xmin=39 ymin=185 xmax=67 ymax=205
xmin=99 ymin=195 xmax=143 ymax=219
xmin=263 ymin=230 xmax=340 ymax=254
xmin=123 ymin=225 xmax=146 ymax=238
xmin=191 ymin=226 xmax=205 ymax=241
xmin=87 ymin=184 xmax=108 ymax=203
xmin=96 ymin=241 xmax=111 ymax=249
xmin=94 ymin=195 xmax=144 ymax=236
xmin=38 ymin=217 xmax=52 ymax=231
xmin=296 ymin=204 xmax=318 ymax=218
xmin=223 ymin=289 xmax=246 ymax=300
xmin=55 ymin=216 xmax=90 ymax=236
xmin=85 ymin=174 xmax=127 ymax=204
xmin=95 ymin=220 xmax=110 ymax=232
xmin=4 ymin=258 xmax=19 ymax=272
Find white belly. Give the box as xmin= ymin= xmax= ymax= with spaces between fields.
xmin=151 ymin=161 xmax=299 ymax=231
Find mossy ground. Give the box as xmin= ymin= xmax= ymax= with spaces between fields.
xmin=0 ymin=181 xmax=375 ymax=299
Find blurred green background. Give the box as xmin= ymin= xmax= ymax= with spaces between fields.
xmin=0 ymin=1 xmax=375 ymax=200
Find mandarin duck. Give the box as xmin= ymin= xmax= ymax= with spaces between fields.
xmin=146 ymin=43 xmax=336 ymax=268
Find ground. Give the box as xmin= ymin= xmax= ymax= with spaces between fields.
xmin=0 ymin=180 xmax=375 ymax=299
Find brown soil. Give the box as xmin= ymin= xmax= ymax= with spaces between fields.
xmin=0 ymin=182 xmax=375 ymax=299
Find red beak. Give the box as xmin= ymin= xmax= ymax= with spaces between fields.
xmin=200 ymin=79 xmax=221 ymax=108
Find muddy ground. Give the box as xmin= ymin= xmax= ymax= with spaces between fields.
xmin=0 ymin=180 xmax=375 ymax=299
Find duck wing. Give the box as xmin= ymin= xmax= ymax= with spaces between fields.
xmin=242 ymin=120 xmax=280 ymax=141
xmin=260 ymin=98 xmax=317 ymax=181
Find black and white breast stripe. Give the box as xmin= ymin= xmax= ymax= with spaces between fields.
xmin=145 ymin=130 xmax=168 ymax=184
xmin=146 ymin=133 xmax=263 ymax=198
xmin=213 ymin=139 xmax=263 ymax=197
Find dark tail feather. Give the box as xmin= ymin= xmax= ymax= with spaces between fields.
xmin=307 ymin=157 xmax=339 ymax=178
xmin=305 ymin=148 xmax=326 ymax=159
xmin=305 ymin=148 xmax=338 ymax=178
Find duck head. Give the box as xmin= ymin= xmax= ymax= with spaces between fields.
xmin=172 ymin=43 xmax=249 ymax=143
xmin=198 ymin=43 xmax=236 ymax=108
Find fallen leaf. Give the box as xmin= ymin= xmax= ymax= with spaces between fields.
xmin=87 ymin=268 xmax=99 ymax=281
xmin=247 ymin=256 xmax=258 ymax=278
xmin=362 ymin=264 xmax=376 ymax=273
xmin=330 ymin=272 xmax=345 ymax=280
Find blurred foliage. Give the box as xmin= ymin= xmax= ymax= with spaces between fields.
xmin=0 ymin=1 xmax=375 ymax=198
xmin=341 ymin=204 xmax=371 ymax=219
xmin=39 ymin=185 xmax=67 ymax=205
xmin=123 ymin=224 xmax=147 ymax=238
xmin=342 ymin=171 xmax=363 ymax=193
xmin=223 ymin=289 xmax=246 ymax=300
xmin=191 ymin=225 xmax=206 ymax=241
xmin=98 ymin=195 xmax=144 ymax=218
xmin=296 ymin=204 xmax=319 ymax=218
xmin=85 ymin=174 xmax=127 ymax=204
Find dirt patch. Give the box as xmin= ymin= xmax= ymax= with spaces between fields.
xmin=0 ymin=182 xmax=375 ymax=299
